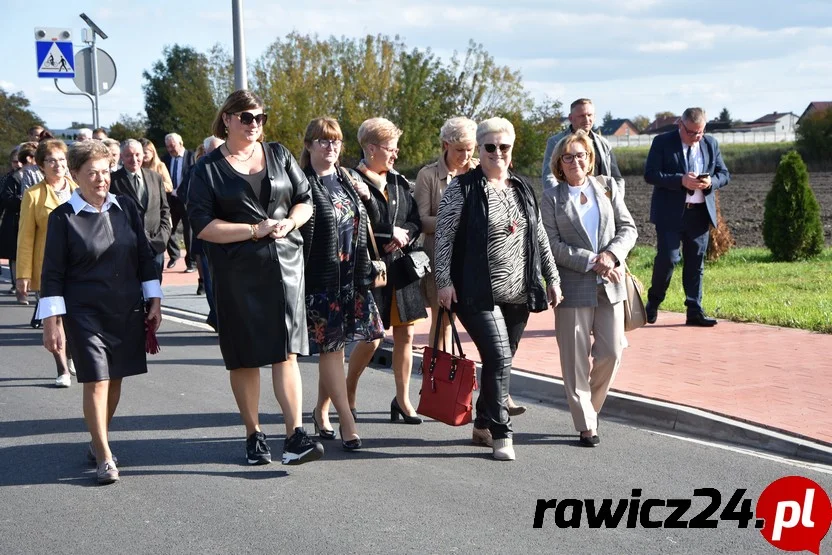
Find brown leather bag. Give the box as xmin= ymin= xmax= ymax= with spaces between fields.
xmin=366 ymin=218 xmax=387 ymax=289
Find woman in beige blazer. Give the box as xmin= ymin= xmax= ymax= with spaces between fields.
xmin=414 ymin=117 xmax=478 ymax=348
xmin=540 ymin=130 xmax=637 ymax=447
xmin=17 ymin=139 xmax=78 ymax=387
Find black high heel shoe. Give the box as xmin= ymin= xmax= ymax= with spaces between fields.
xmin=350 ymin=407 xmax=358 ymax=423
xmin=390 ymin=398 xmax=422 ymax=425
xmin=311 ymin=412 xmax=336 ymax=440
xmin=340 ymin=426 xmax=362 ymax=450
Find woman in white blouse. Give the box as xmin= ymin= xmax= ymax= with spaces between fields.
xmin=540 ymin=130 xmax=637 ymax=448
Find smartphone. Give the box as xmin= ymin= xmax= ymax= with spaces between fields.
xmin=697 ymin=173 xmax=709 ymax=179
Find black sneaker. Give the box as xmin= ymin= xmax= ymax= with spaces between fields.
xmin=282 ymin=427 xmax=324 ymax=465
xmin=246 ymin=431 xmax=272 ymax=465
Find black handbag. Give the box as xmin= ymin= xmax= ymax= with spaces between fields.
xmin=390 ymin=248 xmax=431 ymax=289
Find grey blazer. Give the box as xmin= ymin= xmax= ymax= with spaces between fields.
xmin=541 ymin=176 xmax=637 ymax=308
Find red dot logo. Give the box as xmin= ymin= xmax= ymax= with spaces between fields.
xmin=757 ymin=476 xmax=832 ymax=554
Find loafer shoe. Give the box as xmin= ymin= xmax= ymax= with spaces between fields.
xmin=578 ymin=434 xmax=600 ymax=447
xmin=507 ymin=404 xmax=527 ymax=417
xmin=472 ymin=427 xmax=493 ymax=447
xmin=166 ymin=258 xmax=178 ymax=269
xmin=686 ymin=313 xmax=718 ymax=327
xmin=96 ymin=460 xmax=119 ymax=485
xmin=645 ymin=301 xmax=658 ymax=324
xmin=55 ymin=374 xmax=71 ymax=388
xmin=87 ymin=442 xmax=118 ymax=466
xmin=492 ymin=438 xmax=515 ymax=461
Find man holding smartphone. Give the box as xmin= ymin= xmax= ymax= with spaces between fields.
xmin=643 ymin=107 xmax=731 ymax=327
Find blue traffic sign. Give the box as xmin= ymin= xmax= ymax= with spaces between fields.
xmin=36 ymin=40 xmax=75 ymax=79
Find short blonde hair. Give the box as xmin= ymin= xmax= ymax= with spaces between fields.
xmin=357 ymin=117 xmax=402 ymax=150
xmin=439 ymin=117 xmax=477 ymax=145
xmin=476 ymin=117 xmax=515 ymax=145
xmin=550 ymin=129 xmax=596 ymax=182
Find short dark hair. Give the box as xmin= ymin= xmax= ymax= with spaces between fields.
xmin=17 ymin=142 xmax=38 ymax=164
xmin=211 ymin=89 xmax=265 ymax=140
xmin=570 ymin=98 xmax=593 ymax=111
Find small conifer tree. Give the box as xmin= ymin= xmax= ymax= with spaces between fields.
xmin=762 ymin=151 xmax=824 ymax=261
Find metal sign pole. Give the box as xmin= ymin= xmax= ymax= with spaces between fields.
xmin=53 ymin=79 xmax=95 ymax=124
xmin=232 ymin=0 xmax=247 ymax=90
xmin=90 ymin=31 xmax=100 ymax=128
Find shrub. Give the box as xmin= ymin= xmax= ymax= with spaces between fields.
xmin=762 ymin=151 xmax=824 ymax=261
xmin=796 ymin=108 xmax=832 ymax=163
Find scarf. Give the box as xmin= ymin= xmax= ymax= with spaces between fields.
xmin=357 ymin=160 xmax=387 ymax=193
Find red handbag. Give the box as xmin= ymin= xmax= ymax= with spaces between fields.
xmin=417 ymin=309 xmax=478 ymax=426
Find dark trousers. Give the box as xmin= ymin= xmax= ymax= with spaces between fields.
xmin=456 ymin=303 xmax=530 ymax=440
xmin=166 ymin=194 xmax=192 ymax=267
xmin=648 ymin=205 xmax=711 ymax=316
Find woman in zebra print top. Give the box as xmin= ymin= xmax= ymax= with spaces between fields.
xmin=434 ymin=117 xmax=562 ymax=461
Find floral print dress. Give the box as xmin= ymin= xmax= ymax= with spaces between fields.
xmin=306 ymin=173 xmax=385 ymax=353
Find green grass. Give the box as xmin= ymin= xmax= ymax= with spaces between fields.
xmin=626 ymin=246 xmax=832 ymax=333
xmin=614 ymin=142 xmax=798 ymax=175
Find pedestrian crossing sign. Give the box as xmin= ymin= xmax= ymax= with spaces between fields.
xmin=35 ymin=28 xmax=75 ymax=79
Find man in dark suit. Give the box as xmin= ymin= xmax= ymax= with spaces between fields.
xmin=161 ymin=132 xmax=195 ymax=272
xmin=111 ymin=139 xmax=172 ymax=281
xmin=643 ymin=107 xmax=731 ymax=327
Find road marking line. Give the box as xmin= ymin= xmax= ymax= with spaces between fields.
xmin=162 ymin=312 xmax=214 ymax=331
xmin=650 ymin=430 xmax=832 ymax=475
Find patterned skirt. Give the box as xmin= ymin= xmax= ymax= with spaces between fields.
xmin=306 ymin=284 xmax=385 ymax=354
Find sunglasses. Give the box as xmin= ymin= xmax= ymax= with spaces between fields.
xmin=483 ymin=143 xmax=512 ymax=153
xmin=232 ymin=112 xmax=268 ymax=126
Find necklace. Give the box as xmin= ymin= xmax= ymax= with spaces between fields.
xmin=491 ymin=184 xmax=519 ymax=234
xmin=226 ymin=144 xmax=257 ymax=163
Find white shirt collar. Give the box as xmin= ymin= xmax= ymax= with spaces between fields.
xmin=67 ymin=189 xmax=122 ymax=214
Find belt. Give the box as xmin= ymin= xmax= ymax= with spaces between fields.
xmin=685 ymin=202 xmax=706 ymax=209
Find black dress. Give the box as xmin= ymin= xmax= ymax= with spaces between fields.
xmin=188 ymin=142 xmax=312 ymax=370
xmin=40 ymin=195 xmax=158 ymax=382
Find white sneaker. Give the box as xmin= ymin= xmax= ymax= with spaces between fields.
xmin=55 ymin=374 xmax=72 ymax=388
xmin=67 ymin=359 xmax=76 ymax=376
xmin=492 ymin=438 xmax=515 ymax=461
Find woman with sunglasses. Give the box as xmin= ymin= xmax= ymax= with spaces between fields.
xmin=346 ymin=117 xmax=427 ymax=425
xmin=299 ymin=117 xmax=385 ymax=450
xmin=16 ymin=139 xmax=78 ymax=386
xmin=188 ymin=90 xmax=324 ymax=467
xmin=434 ymin=117 xmax=562 ymax=461
xmin=540 ymin=130 xmax=637 ymax=448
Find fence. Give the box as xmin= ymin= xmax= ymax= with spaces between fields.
xmin=607 ymin=131 xmax=796 ymax=148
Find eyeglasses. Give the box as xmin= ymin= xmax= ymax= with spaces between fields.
xmin=232 ymin=112 xmax=268 ymax=126
xmin=316 ymin=139 xmax=342 ymax=149
xmin=680 ymin=120 xmax=704 ymax=138
xmin=483 ymin=143 xmax=512 ymax=154
xmin=373 ymin=144 xmax=399 ymax=155
xmin=44 ymin=157 xmax=66 ymax=165
xmin=561 ymin=152 xmax=588 ymax=164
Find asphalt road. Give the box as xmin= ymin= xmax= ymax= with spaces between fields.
xmin=1 ymin=296 xmax=830 ymax=555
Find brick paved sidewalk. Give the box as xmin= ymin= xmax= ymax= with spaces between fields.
xmin=411 ymin=309 xmax=832 ymax=446
xmin=148 ymin=257 xmax=832 ymax=446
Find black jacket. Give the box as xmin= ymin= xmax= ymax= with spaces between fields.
xmin=357 ymin=168 xmax=427 ymax=328
xmin=0 ymin=172 xmax=22 ymax=259
xmin=110 ymin=167 xmax=172 ymax=254
xmin=451 ymin=167 xmax=549 ymax=313
xmin=301 ymin=166 xmax=373 ymax=291
xmin=162 ymin=149 xmax=195 ymax=196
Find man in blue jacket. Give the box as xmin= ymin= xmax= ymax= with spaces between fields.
xmin=643 ymin=107 xmax=730 ymax=327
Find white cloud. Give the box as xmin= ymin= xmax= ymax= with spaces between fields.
xmin=637 ymin=41 xmax=689 ymax=53
xmin=0 ymin=80 xmax=16 ymax=90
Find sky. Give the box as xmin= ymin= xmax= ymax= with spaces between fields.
xmin=2 ymin=0 xmax=831 ymax=131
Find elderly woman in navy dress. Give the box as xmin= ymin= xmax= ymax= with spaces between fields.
xmin=37 ymin=141 xmax=163 ymax=485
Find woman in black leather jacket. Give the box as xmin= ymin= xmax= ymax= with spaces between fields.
xmin=299 ymin=117 xmax=384 ymax=450
xmin=188 ymin=90 xmax=323 ymax=467
xmin=346 ymin=117 xmax=428 ymax=426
